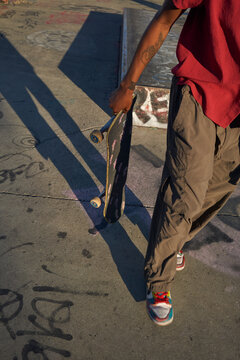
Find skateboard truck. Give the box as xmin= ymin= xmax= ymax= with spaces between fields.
xmin=90 ymin=189 xmax=105 ymax=208
xmin=90 ymin=110 xmax=124 ymax=144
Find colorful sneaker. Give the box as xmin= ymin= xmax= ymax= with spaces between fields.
xmin=146 ymin=290 xmax=173 ymax=326
xmin=176 ymin=251 xmax=185 ymax=271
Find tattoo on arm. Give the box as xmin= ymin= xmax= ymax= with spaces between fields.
xmin=128 ymin=81 xmax=137 ymax=91
xmin=140 ymin=33 xmax=164 ymax=65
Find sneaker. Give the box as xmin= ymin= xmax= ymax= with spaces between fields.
xmin=176 ymin=251 xmax=185 ymax=271
xmin=146 ymin=290 xmax=173 ymax=326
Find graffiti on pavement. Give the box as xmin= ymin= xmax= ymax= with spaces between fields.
xmin=0 ymin=286 xmax=73 ymax=358
xmin=0 ymin=153 xmax=48 ymax=185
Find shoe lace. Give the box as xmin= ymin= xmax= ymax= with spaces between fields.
xmin=153 ymin=291 xmax=170 ymax=304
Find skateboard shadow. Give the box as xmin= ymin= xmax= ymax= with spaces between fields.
xmin=0 ymin=20 xmax=149 ymax=302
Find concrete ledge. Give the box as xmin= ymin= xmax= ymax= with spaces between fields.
xmin=120 ymin=8 xmax=186 ymax=128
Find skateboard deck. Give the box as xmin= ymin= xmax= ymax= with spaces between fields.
xmin=90 ymin=96 xmax=136 ymax=223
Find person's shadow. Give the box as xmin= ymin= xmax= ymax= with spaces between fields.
xmin=0 ymin=13 xmax=152 ymax=302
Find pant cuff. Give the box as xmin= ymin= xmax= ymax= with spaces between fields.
xmin=146 ymin=281 xmax=172 ymax=293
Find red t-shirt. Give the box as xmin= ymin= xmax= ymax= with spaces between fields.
xmin=172 ymin=0 xmax=240 ymax=128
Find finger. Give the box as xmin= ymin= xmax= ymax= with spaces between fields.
xmin=112 ymin=108 xmax=121 ymax=115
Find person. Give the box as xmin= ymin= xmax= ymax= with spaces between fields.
xmin=109 ymin=0 xmax=240 ymax=326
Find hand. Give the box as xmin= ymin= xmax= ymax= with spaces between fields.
xmin=109 ymin=84 xmax=134 ymax=114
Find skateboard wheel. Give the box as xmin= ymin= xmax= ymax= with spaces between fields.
xmin=90 ymin=130 xmax=103 ymax=144
xmin=90 ymin=197 xmax=101 ymax=208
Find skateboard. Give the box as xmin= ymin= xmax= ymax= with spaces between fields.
xmin=90 ymin=96 xmax=136 ymax=223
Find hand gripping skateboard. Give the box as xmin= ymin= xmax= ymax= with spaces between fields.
xmin=90 ymin=96 xmax=136 ymax=223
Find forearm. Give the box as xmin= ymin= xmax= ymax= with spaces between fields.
xmin=121 ymin=23 xmax=169 ymax=90
xmin=120 ymin=2 xmax=183 ymax=91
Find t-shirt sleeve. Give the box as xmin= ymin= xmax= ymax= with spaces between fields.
xmin=172 ymin=0 xmax=204 ymax=9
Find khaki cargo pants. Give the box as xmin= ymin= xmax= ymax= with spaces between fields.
xmin=144 ymin=76 xmax=240 ymax=292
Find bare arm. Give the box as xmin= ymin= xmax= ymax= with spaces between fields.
xmin=109 ymin=0 xmax=184 ymax=113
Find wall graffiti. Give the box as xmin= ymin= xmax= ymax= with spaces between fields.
xmin=133 ymin=86 xmax=169 ymax=128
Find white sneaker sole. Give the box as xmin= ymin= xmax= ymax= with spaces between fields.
xmin=176 ymin=264 xmax=185 ymax=271
xmin=146 ymin=305 xmax=174 ymax=326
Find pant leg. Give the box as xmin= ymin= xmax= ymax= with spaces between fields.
xmin=188 ymin=116 xmax=240 ymax=240
xmin=144 ymin=77 xmax=217 ymax=292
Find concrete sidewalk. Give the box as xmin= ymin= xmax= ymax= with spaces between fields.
xmin=0 ymin=0 xmax=239 ymax=359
